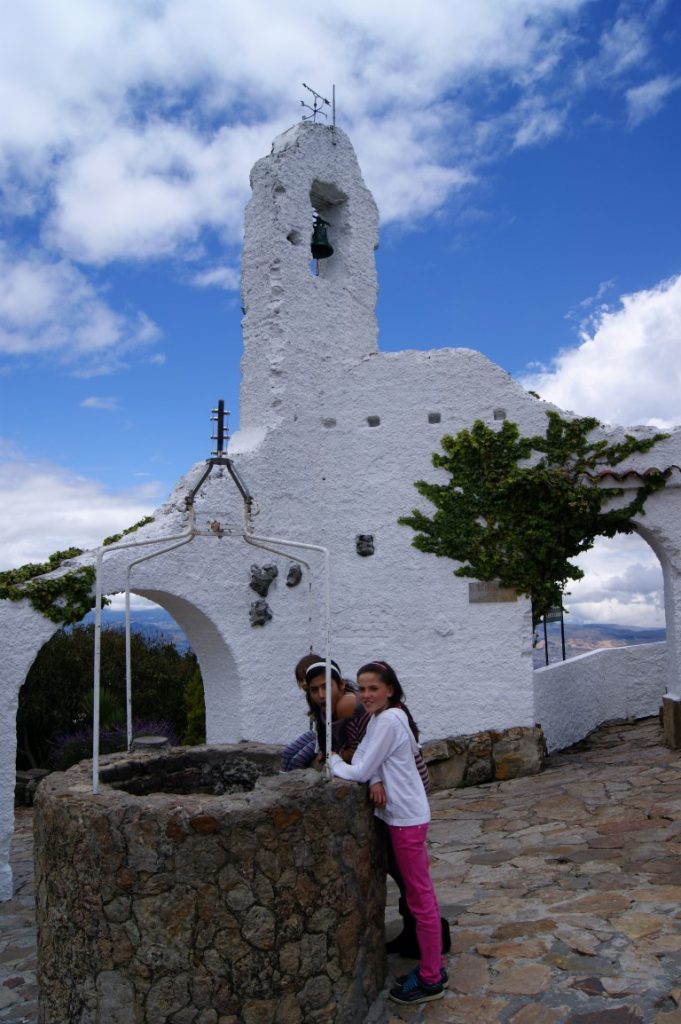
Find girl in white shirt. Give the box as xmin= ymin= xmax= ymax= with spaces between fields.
xmin=328 ymin=660 xmax=445 ymax=1006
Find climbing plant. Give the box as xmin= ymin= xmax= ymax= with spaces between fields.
xmin=102 ymin=516 xmax=155 ymax=546
xmin=399 ymin=411 xmax=669 ymax=625
xmin=0 ymin=549 xmax=97 ymax=625
xmin=0 ymin=516 xmax=155 ymax=624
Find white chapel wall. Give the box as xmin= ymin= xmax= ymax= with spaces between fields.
xmin=3 ymin=122 xmax=681 ymax=900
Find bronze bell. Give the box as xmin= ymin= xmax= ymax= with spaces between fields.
xmin=311 ymin=215 xmax=334 ymax=260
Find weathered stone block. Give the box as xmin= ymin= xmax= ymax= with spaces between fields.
xmin=423 ymin=725 xmax=546 ymax=792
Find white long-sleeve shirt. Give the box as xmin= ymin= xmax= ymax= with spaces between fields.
xmin=329 ymin=707 xmax=430 ymax=827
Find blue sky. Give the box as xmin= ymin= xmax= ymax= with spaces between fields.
xmin=1 ymin=0 xmax=680 ymax=627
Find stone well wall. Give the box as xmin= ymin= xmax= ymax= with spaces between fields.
xmin=34 ymin=744 xmax=385 ymax=1024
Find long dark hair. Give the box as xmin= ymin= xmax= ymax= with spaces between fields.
xmin=357 ymin=660 xmax=420 ymax=742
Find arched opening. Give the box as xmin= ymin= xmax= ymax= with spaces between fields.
xmin=536 ymin=531 xmax=666 ymax=666
xmin=16 ymin=592 xmax=201 ymax=775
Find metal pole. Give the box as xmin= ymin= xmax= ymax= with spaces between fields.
xmin=543 ymin=616 xmax=549 ymax=667
xmin=560 ymin=608 xmax=566 ymax=661
xmin=123 ymin=527 xmax=196 ymax=749
xmin=244 ymin=528 xmax=332 ymax=774
xmin=92 ymin=529 xmax=194 ymax=792
xmin=125 ymin=584 xmax=132 ymax=750
xmin=93 ymin=551 xmax=103 ymax=794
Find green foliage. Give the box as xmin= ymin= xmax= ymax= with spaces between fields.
xmin=0 ymin=515 xmax=155 ymax=624
xmin=0 ymin=549 xmax=99 ymax=624
xmin=400 ymin=411 xmax=669 ymax=625
xmin=16 ymin=624 xmax=200 ymax=769
xmin=183 ymin=667 xmax=207 ymax=745
xmin=102 ymin=516 xmax=155 ymax=547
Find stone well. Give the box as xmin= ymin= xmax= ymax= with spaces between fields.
xmin=33 ymin=744 xmax=385 ymax=1024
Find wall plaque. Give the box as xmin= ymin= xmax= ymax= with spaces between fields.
xmin=468 ymin=582 xmax=517 ymax=603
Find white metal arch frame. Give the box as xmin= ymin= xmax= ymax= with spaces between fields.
xmin=92 ymin=459 xmax=334 ymax=792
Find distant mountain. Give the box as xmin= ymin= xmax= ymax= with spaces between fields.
xmin=84 ymin=607 xmax=666 ymax=667
xmin=81 ymin=607 xmax=191 ymax=651
xmin=535 ymin=621 xmax=666 ymax=668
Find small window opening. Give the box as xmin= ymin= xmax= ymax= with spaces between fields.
xmin=322 ymin=417 xmax=337 ymax=428
xmin=428 ymin=412 xmax=441 ymax=424
xmin=367 ymin=416 xmax=380 ymax=427
xmin=493 ymin=408 xmax=507 ymax=421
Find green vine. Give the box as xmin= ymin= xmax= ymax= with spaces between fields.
xmin=103 ymin=515 xmax=155 ymax=546
xmin=0 ymin=549 xmax=97 ymax=625
xmin=1 ymin=516 xmax=155 ymax=624
xmin=400 ymin=411 xmax=669 ymax=625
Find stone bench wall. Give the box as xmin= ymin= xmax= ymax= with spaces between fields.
xmin=34 ymin=744 xmax=385 ymax=1024
xmin=422 ymin=725 xmax=546 ymax=791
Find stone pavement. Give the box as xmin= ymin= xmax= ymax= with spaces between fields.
xmin=2 ymin=717 xmax=681 ymax=1024
xmin=0 ymin=807 xmax=37 ymax=1024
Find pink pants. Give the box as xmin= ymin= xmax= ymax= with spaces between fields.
xmin=388 ymin=823 xmax=444 ymax=985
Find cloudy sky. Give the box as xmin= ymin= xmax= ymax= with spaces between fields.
xmin=1 ymin=0 xmax=679 ymax=628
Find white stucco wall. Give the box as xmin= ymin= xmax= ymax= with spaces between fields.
xmin=2 ymin=121 xmax=681 ymax=899
xmin=0 ymin=604 xmax=58 ymax=899
xmin=534 ymin=641 xmax=667 ymax=752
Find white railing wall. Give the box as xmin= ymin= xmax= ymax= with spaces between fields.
xmin=534 ymin=642 xmax=667 ymax=752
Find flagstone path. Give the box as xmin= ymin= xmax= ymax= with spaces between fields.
xmin=2 ymin=717 xmax=681 ymax=1023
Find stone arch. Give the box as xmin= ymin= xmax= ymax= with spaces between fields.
xmin=0 ymin=583 xmax=243 ymax=899
xmin=633 ymin=516 xmax=680 ymax=694
xmin=0 ymin=600 xmax=61 ymax=897
xmin=129 ymin=588 xmax=242 ymax=744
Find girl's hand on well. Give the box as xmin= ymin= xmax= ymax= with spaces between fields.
xmin=369 ymin=782 xmax=386 ymax=807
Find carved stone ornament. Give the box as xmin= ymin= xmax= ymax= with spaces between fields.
xmin=250 ymin=563 xmax=278 ymax=597
xmin=249 ymin=600 xmax=272 ymax=627
xmin=286 ymin=563 xmax=303 ymax=587
xmin=356 ymin=534 xmax=375 ymax=557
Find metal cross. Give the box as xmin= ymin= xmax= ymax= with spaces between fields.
xmin=210 ymin=399 xmax=230 ymax=456
xmin=301 ymin=82 xmax=331 ymax=123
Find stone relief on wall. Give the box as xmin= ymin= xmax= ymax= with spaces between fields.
xmin=249 ymin=563 xmax=278 ymax=596
xmin=249 ymin=600 xmax=273 ymax=627
xmin=356 ymin=534 xmax=375 ymax=557
xmin=286 ymin=564 xmax=303 ymax=587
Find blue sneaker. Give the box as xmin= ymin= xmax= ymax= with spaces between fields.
xmin=389 ymin=970 xmax=444 ymax=1005
xmin=395 ymin=965 xmax=449 ymax=987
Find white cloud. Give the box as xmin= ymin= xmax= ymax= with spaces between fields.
xmin=0 ymin=447 xmax=161 ymax=570
xmin=191 ymin=265 xmax=240 ymax=291
xmin=80 ymin=396 xmax=120 ymax=410
xmin=521 ymin=274 xmax=681 ymax=428
xmin=626 ymin=74 xmax=681 ymax=127
xmin=597 ymin=14 xmax=651 ymax=77
xmin=47 ymin=121 xmax=272 ymax=263
xmin=0 ymin=247 xmax=161 ymax=372
xmin=0 ymin=0 xmax=653 ymax=266
xmin=564 ymin=533 xmax=664 ymax=628
xmin=104 ymin=593 xmax=163 ymax=613
xmin=512 ymin=99 xmax=566 ymax=149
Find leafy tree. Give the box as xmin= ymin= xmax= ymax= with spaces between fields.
xmin=400 ymin=411 xmax=668 ymax=625
xmin=183 ymin=667 xmax=207 ymax=745
xmin=16 ymin=624 xmax=200 ymax=769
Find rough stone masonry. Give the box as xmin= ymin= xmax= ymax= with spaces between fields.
xmin=34 ymin=745 xmax=385 ymax=1024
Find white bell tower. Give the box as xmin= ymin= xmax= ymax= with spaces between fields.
xmin=239 ymin=122 xmax=379 ymax=429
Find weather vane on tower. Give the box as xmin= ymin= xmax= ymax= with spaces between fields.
xmin=301 ymin=83 xmax=336 ymax=126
